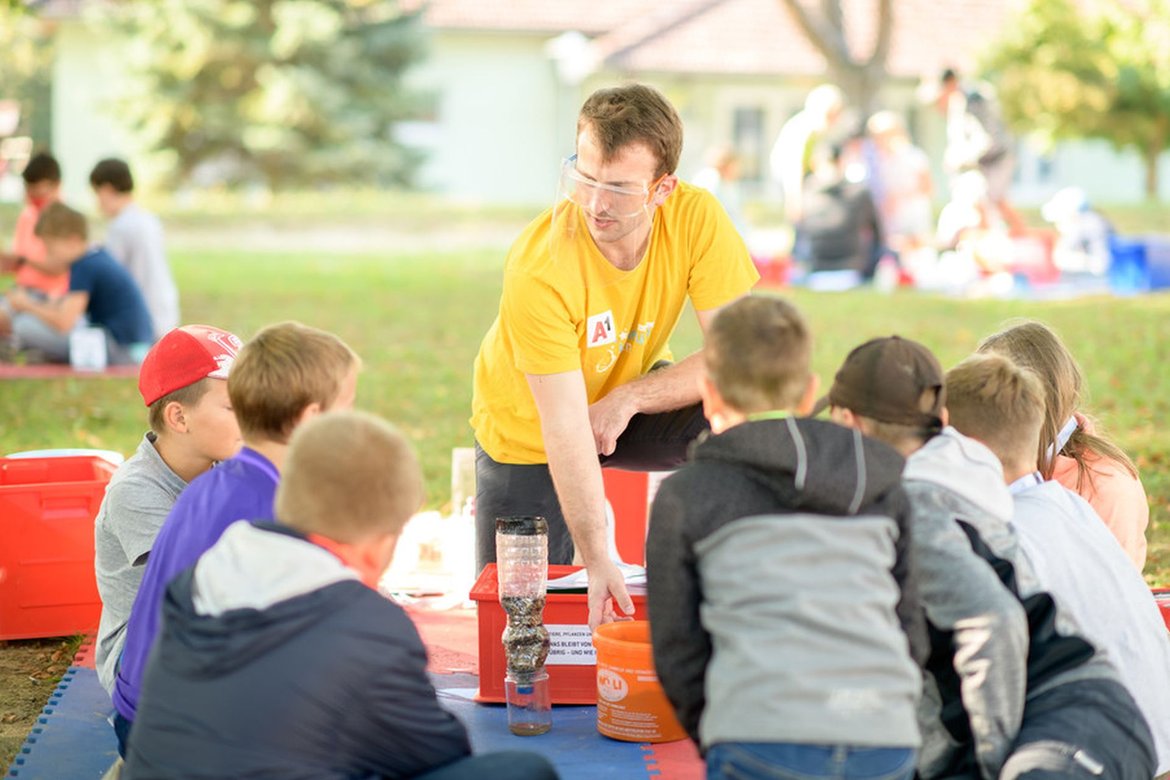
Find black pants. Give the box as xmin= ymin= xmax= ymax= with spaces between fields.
xmin=999 ymin=678 xmax=1155 ymax=779
xmin=474 ymin=403 xmax=707 ymax=573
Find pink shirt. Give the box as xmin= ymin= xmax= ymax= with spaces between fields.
xmin=10 ymin=203 xmax=69 ymax=296
xmin=1051 ymin=420 xmax=1149 ymax=572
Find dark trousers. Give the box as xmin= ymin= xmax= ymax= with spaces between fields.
xmin=114 ymin=712 xmax=132 ymax=758
xmin=474 ymin=403 xmax=708 ymax=573
xmin=415 ymin=751 xmax=559 ymax=779
xmin=999 ymin=678 xmax=1155 ymax=779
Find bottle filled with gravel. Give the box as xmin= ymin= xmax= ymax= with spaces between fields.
xmin=496 ymin=516 xmax=552 ymax=736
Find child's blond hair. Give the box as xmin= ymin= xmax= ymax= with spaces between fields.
xmin=977 ymin=320 xmax=1137 ymax=487
xmin=705 ymin=296 xmax=811 ymax=414
xmin=275 ymin=411 xmax=423 ymax=543
xmin=945 ymin=353 xmax=1046 ymax=475
xmin=228 ymin=322 xmax=359 ymax=444
xmin=34 ymin=202 xmax=87 ymax=240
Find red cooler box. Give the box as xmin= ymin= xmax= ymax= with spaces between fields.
xmin=470 ymin=564 xmax=648 ymax=705
xmin=0 ymin=455 xmax=116 ymax=640
xmin=1152 ymin=589 xmax=1170 ymax=632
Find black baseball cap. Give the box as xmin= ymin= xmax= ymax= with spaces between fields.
xmin=813 ymin=336 xmax=946 ymax=429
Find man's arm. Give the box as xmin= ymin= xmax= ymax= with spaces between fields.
xmin=527 ymin=370 xmax=634 ymax=630
xmin=589 ymin=303 xmax=732 ymax=456
xmin=7 ymin=288 xmax=87 ymax=333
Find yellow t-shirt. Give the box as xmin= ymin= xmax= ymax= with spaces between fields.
xmin=471 ymin=182 xmax=758 ymax=464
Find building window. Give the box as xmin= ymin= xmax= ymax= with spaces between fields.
xmin=733 ymin=106 xmax=766 ymax=182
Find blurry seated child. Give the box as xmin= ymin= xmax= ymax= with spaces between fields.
xmin=978 ymin=320 xmax=1149 ymax=570
xmin=1 ymin=202 xmax=154 ymax=364
xmin=0 ymin=151 xmax=67 ymax=297
xmin=90 ymin=158 xmax=180 ymax=338
xmin=112 ymin=321 xmax=359 ymax=754
xmin=796 ymin=144 xmax=884 ymax=280
xmin=945 ymin=353 xmax=1170 ymax=776
xmin=825 ymin=336 xmax=1154 ymax=780
xmin=1041 ymin=187 xmax=1112 ymax=276
xmin=94 ymin=325 xmax=243 ymax=696
xmin=124 ymin=411 xmax=559 ymax=780
xmin=647 ymin=296 xmax=925 ymax=780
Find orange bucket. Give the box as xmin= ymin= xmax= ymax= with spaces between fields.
xmin=592 ymin=620 xmax=686 ymax=743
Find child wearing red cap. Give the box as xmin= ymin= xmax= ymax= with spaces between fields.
xmin=93 ymin=324 xmax=244 ymax=696
xmin=110 ymin=321 xmax=359 ymax=763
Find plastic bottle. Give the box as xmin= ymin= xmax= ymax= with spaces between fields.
xmin=496 ymin=516 xmax=551 ymax=735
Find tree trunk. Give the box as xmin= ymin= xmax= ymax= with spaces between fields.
xmin=1146 ymin=140 xmax=1163 ymax=201
xmin=778 ymin=0 xmax=894 ymax=116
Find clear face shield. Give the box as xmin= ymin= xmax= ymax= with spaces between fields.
xmin=549 ymin=155 xmax=666 ymax=268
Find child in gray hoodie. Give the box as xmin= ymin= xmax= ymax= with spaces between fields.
xmin=824 ymin=336 xmax=1154 ymax=780
xmin=648 ymin=297 xmax=926 ymax=780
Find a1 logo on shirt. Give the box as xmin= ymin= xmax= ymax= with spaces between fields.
xmin=586 ymin=310 xmax=616 ymax=348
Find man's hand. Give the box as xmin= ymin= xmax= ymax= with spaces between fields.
xmin=588 ymin=387 xmax=637 ymax=456
xmin=587 ymin=559 xmax=635 ymax=631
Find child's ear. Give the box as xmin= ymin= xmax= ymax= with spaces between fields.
xmin=163 ymin=401 xmax=188 ymax=434
xmin=356 ymin=532 xmax=399 ymax=588
xmin=294 ymin=402 xmax=323 ymax=429
xmin=699 ymin=373 xmax=721 ymax=424
xmin=796 ymin=373 xmax=821 ymax=416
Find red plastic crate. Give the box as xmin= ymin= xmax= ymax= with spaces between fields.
xmin=0 ymin=455 xmax=116 ymax=640
xmin=470 ymin=564 xmax=648 ymax=705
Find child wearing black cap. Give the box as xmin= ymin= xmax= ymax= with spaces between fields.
xmin=825 ymin=336 xmax=1155 ymax=780
xmin=647 ymin=297 xmax=926 ymax=780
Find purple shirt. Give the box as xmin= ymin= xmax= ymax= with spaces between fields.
xmin=113 ymin=447 xmax=279 ymax=721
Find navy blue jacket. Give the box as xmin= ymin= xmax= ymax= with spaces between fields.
xmin=123 ymin=522 xmax=471 ymax=779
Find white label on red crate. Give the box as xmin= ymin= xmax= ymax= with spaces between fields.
xmin=546 ymin=624 xmax=596 ymax=665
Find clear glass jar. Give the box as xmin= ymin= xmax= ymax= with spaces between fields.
xmin=505 ymin=669 xmax=552 ymax=736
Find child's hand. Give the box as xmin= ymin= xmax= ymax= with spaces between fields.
xmin=6 ymin=287 xmax=31 ymax=312
xmin=0 ymin=253 xmax=20 ymax=274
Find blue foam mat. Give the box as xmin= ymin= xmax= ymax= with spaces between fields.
xmin=4 ymin=670 xmax=653 ymax=779
xmin=5 ymin=666 xmax=118 ymax=779
xmin=435 ymin=685 xmax=651 ymax=779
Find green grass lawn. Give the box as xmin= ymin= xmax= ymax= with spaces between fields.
xmin=1 ymin=244 xmax=1168 ymax=581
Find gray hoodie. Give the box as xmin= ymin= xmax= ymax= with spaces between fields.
xmin=647 ymin=416 xmax=925 ymax=752
xmin=904 ymin=428 xmax=1117 ymax=779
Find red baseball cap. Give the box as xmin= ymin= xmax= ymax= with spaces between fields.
xmin=138 ymin=325 xmax=243 ymax=406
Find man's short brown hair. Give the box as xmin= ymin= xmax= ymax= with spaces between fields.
xmin=34 ymin=202 xmax=87 ymax=240
xmin=705 ymin=295 xmax=811 ymax=414
xmin=578 ymin=83 xmax=683 ymax=177
xmin=147 ymin=379 xmax=212 ymax=435
xmin=228 ymin=322 xmax=359 ymax=444
xmin=276 ymin=411 xmax=423 ymax=543
xmin=945 ymin=353 xmax=1046 ymax=473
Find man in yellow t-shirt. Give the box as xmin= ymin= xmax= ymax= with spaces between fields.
xmin=470 ymin=83 xmax=758 ymax=629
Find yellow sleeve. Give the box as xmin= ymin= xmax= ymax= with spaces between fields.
xmin=684 ymin=191 xmax=759 ymax=311
xmin=500 ymin=269 xmax=581 ymax=376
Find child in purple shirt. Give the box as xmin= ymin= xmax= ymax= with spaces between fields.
xmin=111 ymin=321 xmax=359 ymax=757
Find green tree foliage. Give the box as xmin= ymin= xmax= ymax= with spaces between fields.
xmin=0 ymin=5 xmax=54 ymax=148
xmin=110 ymin=0 xmax=428 ymax=189
xmin=983 ymin=0 xmax=1170 ymax=199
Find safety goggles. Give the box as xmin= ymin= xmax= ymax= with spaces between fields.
xmin=557 ymin=155 xmax=667 ymax=220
